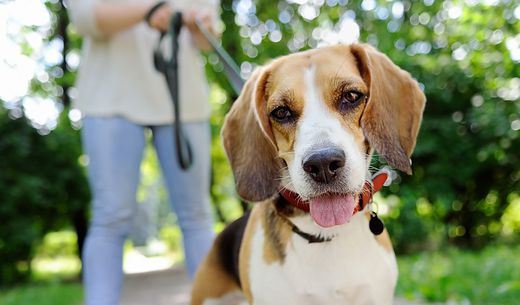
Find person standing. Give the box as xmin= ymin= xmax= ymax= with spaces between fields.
xmin=67 ymin=1 xmax=218 ymax=304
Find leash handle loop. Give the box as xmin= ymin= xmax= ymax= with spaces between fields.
xmin=144 ymin=1 xmax=168 ymax=26
xmin=170 ymin=12 xmax=193 ymax=170
xmin=154 ymin=12 xmax=193 ymax=170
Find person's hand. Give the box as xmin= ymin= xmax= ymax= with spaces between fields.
xmin=196 ymin=10 xmax=213 ymax=31
xmin=147 ymin=3 xmax=173 ymax=32
xmin=183 ymin=9 xmax=216 ymax=51
xmin=182 ymin=9 xmax=196 ymax=28
xmin=183 ymin=9 xmax=213 ymax=32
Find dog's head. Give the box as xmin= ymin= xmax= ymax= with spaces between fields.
xmin=222 ymin=44 xmax=425 ymax=227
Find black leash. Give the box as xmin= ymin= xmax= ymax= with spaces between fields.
xmin=154 ymin=12 xmax=245 ymax=170
xmin=154 ymin=12 xmax=192 ymax=170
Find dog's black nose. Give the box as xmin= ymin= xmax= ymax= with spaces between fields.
xmin=302 ymin=148 xmax=345 ymax=184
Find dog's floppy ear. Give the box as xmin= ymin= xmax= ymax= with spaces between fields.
xmin=351 ymin=44 xmax=426 ymax=174
xmin=221 ymin=67 xmax=281 ymax=202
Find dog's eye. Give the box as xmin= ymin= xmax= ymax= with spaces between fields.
xmin=340 ymin=90 xmax=365 ymax=112
xmin=342 ymin=90 xmax=364 ymax=105
xmin=270 ymin=106 xmax=294 ymax=123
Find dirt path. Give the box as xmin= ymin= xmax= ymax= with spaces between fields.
xmin=120 ymin=268 xmax=438 ymax=305
xmin=121 ymin=268 xmax=191 ymax=305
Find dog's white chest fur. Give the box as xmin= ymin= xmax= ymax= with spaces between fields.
xmin=248 ymin=213 xmax=398 ymax=305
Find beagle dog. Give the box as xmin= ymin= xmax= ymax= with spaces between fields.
xmin=191 ymin=44 xmax=426 ymax=305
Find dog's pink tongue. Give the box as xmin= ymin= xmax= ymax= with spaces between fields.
xmin=309 ymin=195 xmax=356 ymax=228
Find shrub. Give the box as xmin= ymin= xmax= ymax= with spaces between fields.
xmin=0 ymin=108 xmax=89 ymax=285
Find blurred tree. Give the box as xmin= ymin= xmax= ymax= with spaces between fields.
xmin=0 ymin=0 xmax=89 ymax=284
xmin=0 ymin=107 xmax=90 ymax=284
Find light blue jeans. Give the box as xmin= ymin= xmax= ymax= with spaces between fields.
xmin=81 ymin=116 xmax=214 ymax=305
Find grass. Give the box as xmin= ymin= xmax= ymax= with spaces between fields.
xmin=397 ymin=245 xmax=520 ymax=305
xmin=0 ymin=282 xmax=82 ymax=305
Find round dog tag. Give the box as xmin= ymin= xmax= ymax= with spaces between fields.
xmin=369 ymin=212 xmax=385 ymax=235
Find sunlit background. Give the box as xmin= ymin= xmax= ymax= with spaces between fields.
xmin=1 ymin=0 xmax=519 ymax=304
xmin=2 ymin=0 xmax=520 ymax=129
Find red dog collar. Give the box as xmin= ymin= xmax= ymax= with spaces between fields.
xmin=279 ymin=168 xmax=392 ymax=214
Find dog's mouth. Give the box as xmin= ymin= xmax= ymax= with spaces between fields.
xmin=308 ymin=193 xmax=357 ymax=228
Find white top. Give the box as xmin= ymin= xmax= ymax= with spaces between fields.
xmin=67 ymin=0 xmax=219 ymax=125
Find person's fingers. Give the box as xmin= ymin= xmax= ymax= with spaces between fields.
xmin=182 ymin=9 xmax=194 ymax=25
xmin=195 ymin=10 xmax=213 ymax=30
xmin=159 ymin=7 xmax=173 ymax=30
xmin=149 ymin=5 xmax=173 ymax=32
xmin=198 ymin=10 xmax=212 ymax=20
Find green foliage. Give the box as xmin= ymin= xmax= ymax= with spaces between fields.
xmin=34 ymin=231 xmax=78 ymax=260
xmin=208 ymin=86 xmax=246 ymax=221
xmin=397 ymin=245 xmax=520 ymax=305
xmin=0 ymin=283 xmax=82 ymax=305
xmin=0 ymin=108 xmax=90 ymax=285
xmin=371 ymin=1 xmax=520 ymax=250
